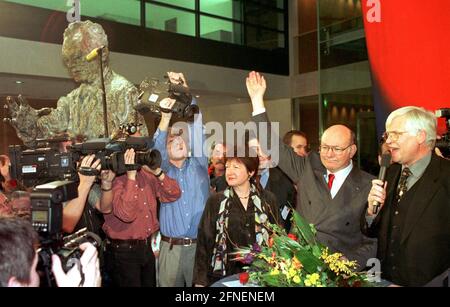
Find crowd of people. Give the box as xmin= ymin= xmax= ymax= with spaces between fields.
xmin=1 ymin=21 xmax=449 ymax=288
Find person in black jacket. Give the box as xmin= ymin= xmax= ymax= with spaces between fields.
xmin=193 ymin=146 xmax=280 ymax=286
xmin=365 ymin=106 xmax=450 ymax=286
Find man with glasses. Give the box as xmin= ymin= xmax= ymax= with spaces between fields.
xmin=364 ymin=106 xmax=450 ymax=286
xmin=246 ymin=71 xmax=377 ymax=269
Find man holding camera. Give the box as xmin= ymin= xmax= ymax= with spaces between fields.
xmin=102 ymin=148 xmax=181 ymax=287
xmin=0 ymin=217 xmax=100 ymax=287
xmin=152 ymin=72 xmax=209 ymax=287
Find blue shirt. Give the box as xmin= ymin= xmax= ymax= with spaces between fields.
xmin=259 ymin=168 xmax=270 ymax=189
xmin=152 ymin=105 xmax=209 ymax=239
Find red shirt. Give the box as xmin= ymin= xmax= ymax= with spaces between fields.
xmin=103 ymin=170 xmax=181 ymax=240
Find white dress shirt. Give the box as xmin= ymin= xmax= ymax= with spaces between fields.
xmin=325 ymin=160 xmax=353 ymax=199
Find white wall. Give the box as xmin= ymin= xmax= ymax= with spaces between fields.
xmin=0 ymin=36 xmax=290 ymax=102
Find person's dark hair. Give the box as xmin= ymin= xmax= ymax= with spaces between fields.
xmin=378 ymin=135 xmax=387 ymax=155
xmin=0 ymin=217 xmax=38 ymax=286
xmin=282 ymin=130 xmax=308 ymax=146
xmin=224 ymin=146 xmax=259 ymax=183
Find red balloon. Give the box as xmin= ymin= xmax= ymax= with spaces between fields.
xmin=362 ymin=0 xmax=450 ymax=110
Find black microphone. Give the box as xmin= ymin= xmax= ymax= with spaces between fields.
xmin=372 ymin=153 xmax=392 ymax=214
xmin=85 ymin=45 xmax=105 ymax=61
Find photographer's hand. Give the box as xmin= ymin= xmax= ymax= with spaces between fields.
xmin=125 ymin=149 xmax=137 ymax=181
xmin=51 ymin=242 xmax=101 ymax=287
xmin=167 ymin=71 xmax=188 ymax=88
xmin=78 ymin=155 xmax=101 ymax=188
xmin=78 ymin=242 xmax=101 ymax=287
xmin=143 ymin=165 xmax=165 ymax=181
xmin=62 ymin=155 xmax=101 ymax=233
xmin=158 ymin=98 xmax=176 ymax=132
xmin=97 ymin=169 xmax=116 ymax=214
xmin=100 ymin=170 xmax=116 ymax=189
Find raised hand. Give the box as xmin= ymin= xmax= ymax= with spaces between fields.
xmin=124 ymin=149 xmax=137 ymax=180
xmin=167 ymin=72 xmax=188 ymax=88
xmin=246 ymin=71 xmax=266 ymax=111
xmin=159 ymin=97 xmax=177 ymax=119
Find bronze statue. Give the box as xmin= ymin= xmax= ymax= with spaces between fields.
xmin=5 ymin=20 xmax=147 ymax=148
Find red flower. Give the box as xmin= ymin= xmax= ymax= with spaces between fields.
xmin=239 ymin=272 xmax=249 ymax=285
xmin=287 ymin=233 xmax=298 ymax=241
xmin=268 ymin=237 xmax=274 ymax=248
xmin=8 ymin=179 xmax=17 ymax=189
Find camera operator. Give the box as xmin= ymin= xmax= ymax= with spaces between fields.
xmin=62 ymin=154 xmax=101 ymax=233
xmin=102 ymin=148 xmax=181 ymax=287
xmin=152 ymin=72 xmax=210 ymax=287
xmin=0 ymin=217 xmax=100 ymax=287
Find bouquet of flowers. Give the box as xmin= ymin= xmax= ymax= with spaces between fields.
xmin=232 ymin=211 xmax=372 ymax=287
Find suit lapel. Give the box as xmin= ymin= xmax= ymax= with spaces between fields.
xmin=334 ymin=167 xmax=365 ymax=211
xmin=400 ymin=155 xmax=442 ymax=244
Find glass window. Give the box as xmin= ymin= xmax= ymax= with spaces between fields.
xmin=152 ymin=0 xmax=195 ymax=10
xmin=3 ymin=0 xmax=66 ymax=12
xmin=251 ymin=0 xmax=284 ymax=10
xmin=146 ymin=3 xmax=196 ymax=37
xmin=245 ymin=26 xmax=284 ymax=50
xmin=200 ymin=0 xmax=242 ymax=21
xmin=83 ymin=0 xmax=140 ymax=26
xmin=3 ymin=0 xmax=141 ymax=26
xmin=245 ymin=3 xmax=284 ymax=31
xmin=200 ymin=16 xmax=242 ymax=44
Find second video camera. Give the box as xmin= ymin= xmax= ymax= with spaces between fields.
xmin=9 ymin=136 xmax=161 ymax=187
xmin=135 ymin=74 xmax=199 ymax=122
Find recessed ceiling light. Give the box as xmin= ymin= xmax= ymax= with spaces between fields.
xmin=15 ymin=80 xmax=24 ymax=84
xmin=195 ymin=95 xmax=200 ymax=98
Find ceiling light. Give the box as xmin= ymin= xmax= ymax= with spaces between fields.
xmin=15 ymin=80 xmax=24 ymax=84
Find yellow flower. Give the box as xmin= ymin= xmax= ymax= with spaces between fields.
xmin=321 ymin=248 xmax=358 ymax=276
xmin=270 ymin=268 xmax=280 ymax=276
xmin=304 ymin=273 xmax=321 ymax=287
xmin=293 ymin=275 xmax=301 ymax=284
xmin=287 ymin=267 xmax=297 ymax=279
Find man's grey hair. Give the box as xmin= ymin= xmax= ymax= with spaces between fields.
xmin=386 ymin=106 xmax=437 ymax=148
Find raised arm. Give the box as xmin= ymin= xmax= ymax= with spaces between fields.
xmin=246 ymin=71 xmax=306 ymax=183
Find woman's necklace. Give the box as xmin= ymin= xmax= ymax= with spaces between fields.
xmin=238 ymin=194 xmax=250 ymax=199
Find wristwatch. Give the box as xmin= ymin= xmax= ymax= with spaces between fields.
xmin=155 ymin=169 xmax=164 ymax=178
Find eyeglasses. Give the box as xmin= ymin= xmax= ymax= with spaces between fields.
xmin=319 ymin=144 xmax=353 ymax=154
xmin=383 ymin=131 xmax=408 ymax=142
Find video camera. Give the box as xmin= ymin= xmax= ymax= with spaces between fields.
xmin=31 ymin=180 xmax=102 ymax=286
xmin=435 ymin=108 xmax=450 ymax=158
xmin=9 ymin=136 xmax=161 ymax=187
xmin=135 ymin=74 xmax=199 ymax=122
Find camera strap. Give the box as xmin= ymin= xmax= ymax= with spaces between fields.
xmin=78 ymin=166 xmax=101 ymax=176
xmin=125 ymin=164 xmax=141 ymax=171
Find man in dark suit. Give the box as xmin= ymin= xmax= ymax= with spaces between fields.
xmin=365 ymin=106 xmax=450 ymax=286
xmin=245 ymin=71 xmax=377 ymax=269
xmin=248 ymin=137 xmax=296 ymax=231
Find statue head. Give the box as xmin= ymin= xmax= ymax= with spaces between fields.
xmin=62 ymin=20 xmax=109 ymax=83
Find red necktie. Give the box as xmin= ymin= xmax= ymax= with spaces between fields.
xmin=328 ymin=174 xmax=335 ymax=190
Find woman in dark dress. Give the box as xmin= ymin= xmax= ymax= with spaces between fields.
xmin=193 ymin=147 xmax=280 ymax=286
